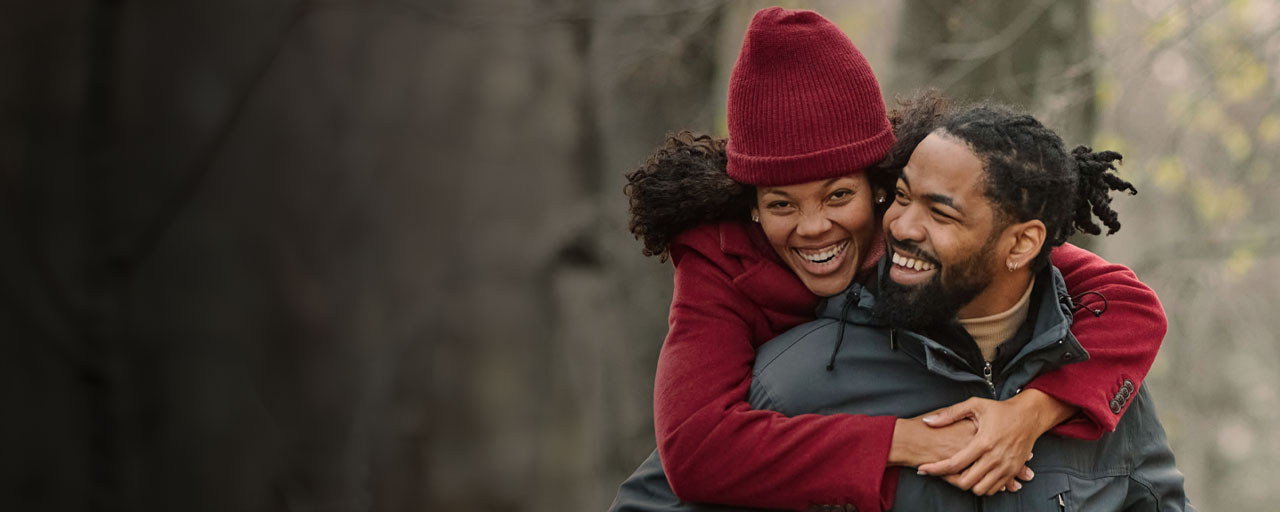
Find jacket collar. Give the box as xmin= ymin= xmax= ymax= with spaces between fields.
xmin=718 ymin=221 xmax=887 ymax=314
xmin=715 ymin=222 xmax=817 ymax=318
xmin=716 ymin=219 xmax=777 ymax=260
xmin=996 ymin=265 xmax=1089 ymax=393
xmin=820 ymin=260 xmax=1090 ymax=395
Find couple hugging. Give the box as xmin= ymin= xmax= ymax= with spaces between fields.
xmin=611 ymin=7 xmax=1192 ymax=512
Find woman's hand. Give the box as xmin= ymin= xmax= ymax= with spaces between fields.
xmin=915 ymin=390 xmax=1078 ymax=496
xmin=888 ymin=413 xmax=1034 ymax=492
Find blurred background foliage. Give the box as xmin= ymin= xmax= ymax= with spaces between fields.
xmin=1 ymin=0 xmax=1276 ymax=511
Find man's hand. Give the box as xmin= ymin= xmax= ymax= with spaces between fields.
xmin=888 ymin=413 xmax=1034 ymax=493
xmin=915 ymin=390 xmax=1078 ymax=496
xmin=888 ymin=414 xmax=975 ymax=468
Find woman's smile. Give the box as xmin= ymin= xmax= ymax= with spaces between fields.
xmin=791 ymin=239 xmax=850 ymax=275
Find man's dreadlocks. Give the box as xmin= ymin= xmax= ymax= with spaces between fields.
xmin=878 ymin=91 xmax=1136 ymax=270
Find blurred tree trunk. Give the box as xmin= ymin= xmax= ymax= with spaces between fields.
xmin=1 ymin=1 xmax=723 ymax=511
xmin=424 ymin=2 xmax=727 ymax=510
xmin=0 ymin=2 xmax=97 ymax=511
xmin=890 ymin=0 xmax=1095 ymax=142
xmin=889 ymin=0 xmax=1098 ymax=249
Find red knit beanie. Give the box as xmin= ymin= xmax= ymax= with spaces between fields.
xmin=726 ymin=7 xmax=895 ymax=187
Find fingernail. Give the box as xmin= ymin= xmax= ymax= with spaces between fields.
xmin=923 ymin=415 xmax=937 ymax=423
xmin=1028 ymin=453 xmax=1034 ymax=461
xmin=1026 ymin=469 xmax=1035 ymax=479
xmin=1011 ymin=482 xmax=1021 ymax=492
xmin=917 ymin=469 xmax=926 ymax=475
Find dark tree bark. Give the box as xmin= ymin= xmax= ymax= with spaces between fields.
xmin=1 ymin=1 xmax=723 ymax=511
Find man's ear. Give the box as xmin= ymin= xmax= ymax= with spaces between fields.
xmin=1004 ymin=220 xmax=1046 ymax=271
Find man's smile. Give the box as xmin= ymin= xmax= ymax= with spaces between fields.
xmin=889 ymin=247 xmax=938 ymax=285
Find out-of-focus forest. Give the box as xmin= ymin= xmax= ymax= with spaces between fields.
xmin=2 ymin=0 xmax=1276 ymax=511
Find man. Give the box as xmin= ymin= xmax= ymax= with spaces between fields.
xmin=612 ymin=99 xmax=1191 ymax=511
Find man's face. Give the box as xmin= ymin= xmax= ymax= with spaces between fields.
xmin=875 ymin=131 xmax=1005 ymax=329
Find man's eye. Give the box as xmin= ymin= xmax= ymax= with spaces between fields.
xmin=931 ymin=208 xmax=955 ymax=221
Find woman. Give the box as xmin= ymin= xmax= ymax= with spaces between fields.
xmin=617 ymin=8 xmax=1165 ymax=512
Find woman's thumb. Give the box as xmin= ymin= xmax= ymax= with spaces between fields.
xmin=922 ymin=401 xmax=973 ymax=428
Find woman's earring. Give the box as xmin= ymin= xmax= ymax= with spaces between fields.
xmin=1007 ymin=260 xmax=1020 ymax=271
xmin=875 ymin=191 xmax=888 ymax=204
xmin=752 ymin=215 xmax=760 ymax=223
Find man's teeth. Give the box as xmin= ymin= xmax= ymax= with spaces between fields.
xmin=797 ymin=241 xmax=848 ymax=263
xmin=892 ymin=252 xmax=936 ymax=271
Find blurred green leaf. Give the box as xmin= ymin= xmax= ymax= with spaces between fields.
xmin=1143 ymin=7 xmax=1188 ymax=48
xmin=1154 ymin=156 xmax=1187 ymax=192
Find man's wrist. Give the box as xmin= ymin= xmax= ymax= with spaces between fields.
xmin=887 ymin=418 xmax=918 ymax=467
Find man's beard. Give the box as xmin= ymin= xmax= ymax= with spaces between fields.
xmin=874 ymin=235 xmax=998 ymax=331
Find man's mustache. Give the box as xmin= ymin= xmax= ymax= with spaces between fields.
xmin=886 ymin=233 xmax=940 ymax=267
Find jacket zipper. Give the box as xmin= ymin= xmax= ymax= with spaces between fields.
xmin=1057 ymin=492 xmax=1066 ymax=511
xmin=982 ymin=361 xmax=995 ymax=394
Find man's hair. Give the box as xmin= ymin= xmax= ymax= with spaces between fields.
xmin=878 ymin=91 xmax=1136 ymax=270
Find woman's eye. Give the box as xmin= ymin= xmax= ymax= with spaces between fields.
xmin=830 ymin=189 xmax=851 ymax=200
xmin=768 ymin=201 xmax=791 ymax=209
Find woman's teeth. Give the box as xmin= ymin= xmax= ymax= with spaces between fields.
xmin=892 ymin=252 xmax=936 ymax=271
xmin=796 ymin=241 xmax=848 ymax=263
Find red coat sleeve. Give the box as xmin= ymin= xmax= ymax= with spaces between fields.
xmin=1031 ymin=243 xmax=1167 ymax=440
xmin=655 ymin=232 xmax=897 ymax=511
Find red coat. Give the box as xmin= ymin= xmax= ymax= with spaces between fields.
xmin=654 ymin=221 xmax=1165 ymax=511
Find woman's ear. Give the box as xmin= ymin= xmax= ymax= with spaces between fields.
xmin=1004 ymin=220 xmax=1045 ymax=271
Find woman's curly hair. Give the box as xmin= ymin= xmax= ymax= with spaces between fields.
xmin=624 ymin=131 xmax=753 ymax=260
xmin=879 ymin=90 xmax=1136 ymax=269
xmin=626 ymin=129 xmax=903 ymax=260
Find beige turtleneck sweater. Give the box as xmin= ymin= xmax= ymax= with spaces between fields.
xmin=959 ymin=278 xmax=1036 ymax=362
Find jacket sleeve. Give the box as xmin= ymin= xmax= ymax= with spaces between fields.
xmin=1028 ymin=243 xmax=1167 ymax=440
xmin=654 ymin=233 xmax=898 ymax=512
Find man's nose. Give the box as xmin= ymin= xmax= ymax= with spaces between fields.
xmin=888 ymin=204 xmax=925 ymax=242
xmin=796 ymin=211 xmax=833 ymax=237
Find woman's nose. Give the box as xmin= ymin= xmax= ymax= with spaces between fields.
xmin=796 ymin=211 xmax=833 ymax=237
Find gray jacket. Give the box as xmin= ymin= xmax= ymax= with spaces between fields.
xmin=611 ymin=265 xmax=1191 ymax=511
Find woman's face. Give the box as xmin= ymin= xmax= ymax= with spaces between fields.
xmin=753 ymin=173 xmax=877 ymax=297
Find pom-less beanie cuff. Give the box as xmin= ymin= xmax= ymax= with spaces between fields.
xmin=726 ymin=125 xmax=895 ymax=187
